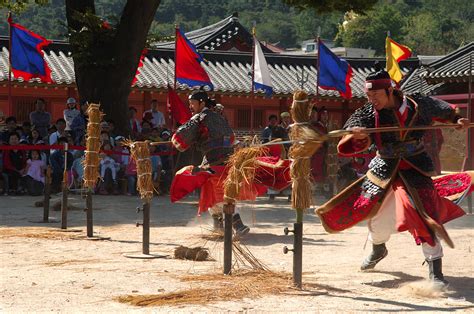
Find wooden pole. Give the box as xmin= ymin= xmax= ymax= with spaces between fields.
xmin=86 ymin=190 xmax=93 ymax=237
xmin=223 ymin=203 xmax=234 ymax=275
xmin=43 ymin=166 xmax=51 ymax=222
xmin=61 ymin=143 xmax=69 ymax=229
xmin=7 ymin=12 xmax=13 ymax=115
xmin=250 ymin=24 xmax=256 ymax=135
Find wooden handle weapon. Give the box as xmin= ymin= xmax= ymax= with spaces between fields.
xmin=328 ymin=123 xmax=474 ymax=138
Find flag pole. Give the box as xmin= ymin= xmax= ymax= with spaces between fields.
xmin=250 ymin=23 xmax=256 ymax=135
xmin=7 ymin=12 xmax=13 ymax=115
xmin=315 ymin=27 xmax=321 ymax=101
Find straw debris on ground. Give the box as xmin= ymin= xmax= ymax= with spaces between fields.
xmin=117 ymin=270 xmax=292 ymax=307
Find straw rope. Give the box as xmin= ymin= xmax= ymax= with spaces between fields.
xmin=288 ymin=91 xmax=323 ymax=211
xmin=127 ymin=141 xmax=154 ymax=201
xmin=82 ymin=103 xmax=102 ymax=189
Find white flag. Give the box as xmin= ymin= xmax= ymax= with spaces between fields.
xmin=253 ymin=38 xmax=273 ymax=96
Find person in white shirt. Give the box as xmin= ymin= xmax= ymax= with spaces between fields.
xmin=143 ymin=99 xmax=165 ymax=128
xmin=49 ymin=118 xmax=67 ymax=153
xmin=63 ymin=97 xmax=79 ymax=131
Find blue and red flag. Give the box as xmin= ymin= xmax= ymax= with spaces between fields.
xmin=175 ymin=28 xmax=213 ymax=90
xmin=8 ymin=16 xmax=53 ymax=83
xmin=318 ymin=39 xmax=352 ymax=99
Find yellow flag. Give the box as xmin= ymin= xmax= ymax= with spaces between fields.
xmin=386 ymin=37 xmax=412 ymax=83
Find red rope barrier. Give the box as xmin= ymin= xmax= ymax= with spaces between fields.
xmin=0 ymin=144 xmax=176 ymax=156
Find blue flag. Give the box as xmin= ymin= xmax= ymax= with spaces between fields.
xmin=8 ymin=16 xmax=53 ymax=83
xmin=318 ymin=40 xmax=352 ymax=99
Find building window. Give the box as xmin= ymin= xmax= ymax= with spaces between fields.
xmin=14 ymin=98 xmax=37 ymax=122
xmin=236 ymin=109 xmax=264 ymax=129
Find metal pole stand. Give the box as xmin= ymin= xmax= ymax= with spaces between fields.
xmin=73 ymin=190 xmax=110 ymax=241
xmin=283 ymin=222 xmax=303 ymax=288
xmin=123 ymin=201 xmax=167 ymax=259
xmin=223 ymin=203 xmax=235 ymax=275
xmin=30 ymin=166 xmax=58 ymax=223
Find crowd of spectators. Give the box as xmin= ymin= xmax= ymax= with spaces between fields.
xmin=0 ymin=98 xmax=173 ymax=196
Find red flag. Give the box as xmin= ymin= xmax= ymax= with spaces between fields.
xmin=167 ymin=85 xmax=191 ymax=124
xmin=132 ymin=48 xmax=148 ymax=86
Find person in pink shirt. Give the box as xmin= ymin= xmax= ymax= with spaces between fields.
xmin=23 ymin=150 xmax=46 ymax=195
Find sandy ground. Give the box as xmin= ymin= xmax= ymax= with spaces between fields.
xmin=0 ymin=193 xmax=473 ymax=313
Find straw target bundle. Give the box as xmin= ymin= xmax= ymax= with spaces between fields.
xmin=288 ymin=91 xmax=323 ymax=210
xmin=128 ymin=141 xmax=154 ymax=201
xmin=223 ymin=145 xmax=267 ymax=204
xmin=82 ymin=103 xmax=102 ymax=189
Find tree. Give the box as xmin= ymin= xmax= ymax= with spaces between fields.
xmin=65 ymin=0 xmax=161 ymax=134
xmin=2 ymin=0 xmax=161 ymax=134
xmin=335 ymin=5 xmax=407 ymax=55
xmin=282 ymin=0 xmax=377 ymax=13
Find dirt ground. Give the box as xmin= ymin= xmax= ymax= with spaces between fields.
xmin=1 ymin=193 xmax=473 ymax=313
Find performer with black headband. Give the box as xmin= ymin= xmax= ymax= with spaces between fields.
xmin=171 ymin=88 xmax=250 ymax=236
xmin=316 ymin=65 xmax=470 ymax=285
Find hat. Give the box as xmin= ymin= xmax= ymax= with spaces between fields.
xmin=215 ymin=104 xmax=224 ymax=110
xmin=66 ymin=97 xmax=76 ymax=105
xmin=364 ymin=62 xmax=396 ymax=92
xmin=100 ymin=121 xmax=109 ymax=128
xmin=114 ymin=135 xmax=125 ymax=142
xmin=280 ymin=112 xmax=290 ymax=118
xmin=188 ymin=89 xmax=209 ymax=102
xmin=160 ymin=130 xmax=171 ymax=138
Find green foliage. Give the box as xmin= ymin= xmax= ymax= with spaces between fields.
xmin=1 ymin=0 xmax=472 ymax=54
xmin=336 ymin=0 xmax=474 ymax=55
xmin=282 ymin=0 xmax=378 ymax=13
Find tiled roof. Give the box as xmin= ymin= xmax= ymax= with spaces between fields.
xmin=420 ymin=42 xmax=473 ymax=83
xmin=153 ymin=13 xmax=273 ymax=53
xmin=0 ymin=37 xmax=419 ymax=99
xmin=400 ymin=66 xmax=445 ymax=96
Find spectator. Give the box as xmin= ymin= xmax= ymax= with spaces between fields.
xmin=29 ymin=98 xmax=51 ymax=139
xmin=49 ymin=137 xmax=73 ymax=193
xmin=1 ymin=116 xmax=18 ymax=143
xmin=125 ymin=151 xmax=137 ymax=196
xmin=128 ymin=107 xmax=141 ymax=138
xmin=27 ymin=128 xmax=44 ymax=145
xmin=149 ymin=145 xmax=162 ymax=194
xmin=49 ymin=118 xmax=68 ymax=153
xmin=98 ymin=142 xmax=120 ymax=195
xmin=71 ymin=101 xmax=88 ymax=145
xmin=20 ymin=121 xmax=32 ymax=141
xmin=63 ymin=97 xmax=79 ymax=132
xmin=106 ymin=119 xmax=117 ymax=138
xmin=423 ymin=129 xmax=444 ymax=175
xmin=261 ymin=115 xmax=278 ymax=143
xmin=280 ymin=111 xmax=292 ymax=129
xmin=3 ymin=132 xmax=27 ymax=195
xmin=157 ymin=129 xmax=173 ymax=194
xmin=310 ymin=106 xmax=330 ymax=195
xmin=143 ymin=99 xmax=165 ymax=129
xmin=140 ymin=120 xmax=152 ymax=138
xmin=22 ymin=150 xmax=46 ymax=196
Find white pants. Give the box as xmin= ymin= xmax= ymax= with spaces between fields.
xmin=368 ymin=188 xmax=444 ymax=261
xmin=101 ymin=164 xmax=117 ymax=181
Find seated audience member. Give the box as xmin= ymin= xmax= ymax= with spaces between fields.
xmin=149 ymin=145 xmax=162 ymax=194
xmin=49 ymin=137 xmax=74 ymax=193
xmin=1 ymin=116 xmax=18 ymax=143
xmin=23 ymin=150 xmax=46 ymax=196
xmin=98 ymin=142 xmax=120 ymax=195
xmin=3 ymin=132 xmax=27 ymax=195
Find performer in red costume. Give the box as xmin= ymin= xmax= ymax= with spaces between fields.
xmin=171 ymin=89 xmax=291 ymax=236
xmin=316 ymin=67 xmax=472 ymax=285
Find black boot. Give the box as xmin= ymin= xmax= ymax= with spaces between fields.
xmin=360 ymin=243 xmax=388 ymax=270
xmin=232 ymin=213 xmax=250 ymax=238
xmin=212 ymin=214 xmax=224 ymax=232
xmin=427 ymin=258 xmax=448 ymax=285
